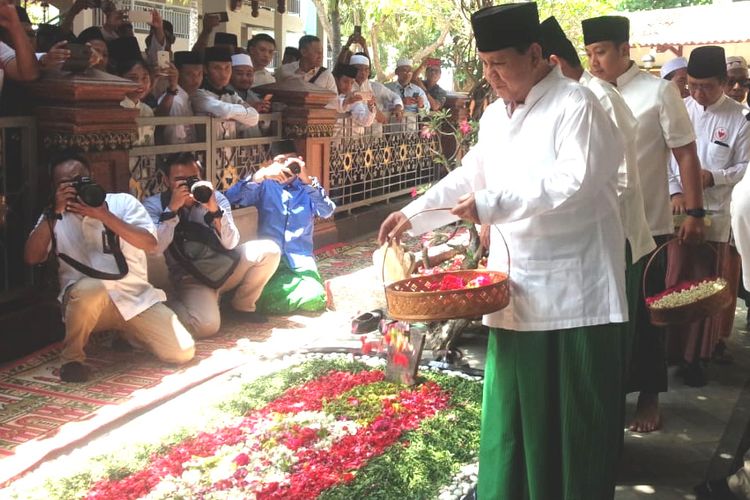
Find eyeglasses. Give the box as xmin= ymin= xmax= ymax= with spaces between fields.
xmin=726 ymin=78 xmax=750 ymax=89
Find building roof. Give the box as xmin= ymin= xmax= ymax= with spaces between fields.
xmin=624 ymin=3 xmax=750 ymax=47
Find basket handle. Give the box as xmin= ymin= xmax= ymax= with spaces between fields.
xmin=642 ymin=238 xmax=719 ymax=303
xmin=381 ymin=207 xmax=511 ymax=307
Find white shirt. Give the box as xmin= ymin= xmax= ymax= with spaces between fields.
xmin=669 ymin=94 xmax=750 ymax=241
xmin=120 ymin=97 xmax=155 ymax=146
xmin=616 ymin=62 xmax=696 ymax=236
xmin=732 ymin=172 xmax=750 ymax=288
xmin=276 ymin=61 xmax=337 ymax=94
xmin=252 ymin=68 xmax=276 ymax=88
xmin=326 ymin=95 xmax=376 ymax=137
xmin=157 ymin=86 xmax=197 ymax=145
xmin=403 ymin=67 xmax=627 ymax=331
xmin=0 ymin=42 xmax=15 ymax=99
xmin=581 ymin=70 xmax=655 ymax=263
xmin=191 ymin=87 xmax=259 ymax=140
xmin=39 ymin=193 xmax=166 ymax=321
xmin=385 ymin=81 xmax=430 ymax=113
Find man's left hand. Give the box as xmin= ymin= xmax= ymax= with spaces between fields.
xmin=451 ymin=193 xmax=480 ymax=224
xmin=701 ymin=169 xmax=715 ymax=188
xmin=66 ymin=200 xmax=111 ymax=221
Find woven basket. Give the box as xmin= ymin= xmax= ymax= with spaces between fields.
xmin=383 ymin=208 xmax=511 ymax=321
xmin=644 ymin=239 xmax=733 ymax=327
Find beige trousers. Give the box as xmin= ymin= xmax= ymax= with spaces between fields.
xmin=169 ymin=239 xmax=281 ymax=338
xmin=61 ymin=278 xmax=196 ymax=365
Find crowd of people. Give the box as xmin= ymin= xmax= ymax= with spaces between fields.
xmin=377 ymin=3 xmax=750 ymax=499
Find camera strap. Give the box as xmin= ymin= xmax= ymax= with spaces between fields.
xmin=309 ymin=66 xmax=327 ymax=85
xmin=49 ymin=218 xmax=129 ymax=280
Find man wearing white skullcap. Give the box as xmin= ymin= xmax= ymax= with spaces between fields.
xmin=349 ymin=52 xmax=404 ymax=125
xmin=385 ymin=57 xmax=430 ymax=114
xmin=660 ymin=56 xmax=689 ymax=98
xmin=725 ymin=55 xmax=749 ymax=104
xmin=229 ymin=53 xmax=270 ymax=113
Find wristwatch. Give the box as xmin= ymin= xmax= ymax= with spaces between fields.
xmin=45 ymin=208 xmax=62 ymax=221
xmin=204 ymin=208 xmax=224 ymax=225
xmin=165 ymin=87 xmax=179 ymax=96
xmin=685 ymin=208 xmax=706 ymax=218
xmin=309 ymin=177 xmax=321 ymax=190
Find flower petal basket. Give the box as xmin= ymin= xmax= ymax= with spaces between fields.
xmin=383 ymin=208 xmax=510 ymax=321
xmin=644 ymin=239 xmax=733 ymax=327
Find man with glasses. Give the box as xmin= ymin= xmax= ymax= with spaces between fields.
xmin=725 ymin=55 xmax=749 ymax=105
xmin=667 ymin=46 xmax=750 ymax=386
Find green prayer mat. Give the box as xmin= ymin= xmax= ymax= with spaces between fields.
xmin=478 ymin=324 xmax=625 ymax=500
xmin=255 ymin=259 xmax=327 ymax=314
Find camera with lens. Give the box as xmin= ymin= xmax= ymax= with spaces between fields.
xmin=72 ymin=175 xmax=106 ymax=207
xmin=183 ymin=175 xmax=214 ymax=204
xmin=288 ymin=162 xmax=301 ymax=175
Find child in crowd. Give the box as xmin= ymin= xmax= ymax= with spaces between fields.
xmin=109 ymin=36 xmax=155 ymax=146
xmin=224 ymin=140 xmax=335 ymax=314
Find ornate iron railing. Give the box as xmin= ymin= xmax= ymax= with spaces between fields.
xmin=329 ymin=112 xmax=440 ymax=214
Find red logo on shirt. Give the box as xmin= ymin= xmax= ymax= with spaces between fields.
xmin=714 ymin=127 xmax=728 ymax=141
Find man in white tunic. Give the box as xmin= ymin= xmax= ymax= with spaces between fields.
xmin=666 ymin=46 xmax=750 ymax=385
xmin=582 ymin=15 xmax=706 ymax=433
xmin=275 ymin=35 xmax=337 ymax=94
xmin=350 ymin=53 xmax=404 ymax=128
xmin=156 ymin=51 xmax=202 ymax=145
xmin=539 ymin=16 xmax=655 ymax=417
xmin=379 ymin=4 xmax=627 ymax=498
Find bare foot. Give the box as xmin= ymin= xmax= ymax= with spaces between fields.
xmin=628 ymin=392 xmax=662 ymax=433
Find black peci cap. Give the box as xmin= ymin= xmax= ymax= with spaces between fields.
xmin=582 ymin=16 xmax=630 ymax=46
xmin=471 ymin=3 xmax=540 ymax=53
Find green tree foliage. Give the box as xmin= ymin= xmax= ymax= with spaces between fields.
xmin=617 ymin=0 xmax=711 ymax=12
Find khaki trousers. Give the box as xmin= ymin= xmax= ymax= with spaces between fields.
xmin=61 ymin=278 xmax=196 ymax=365
xmin=169 ymin=239 xmax=281 ymax=338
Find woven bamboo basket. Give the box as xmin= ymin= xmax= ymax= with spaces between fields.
xmin=383 ymin=208 xmax=510 ymax=321
xmin=644 ymin=239 xmax=733 ymax=327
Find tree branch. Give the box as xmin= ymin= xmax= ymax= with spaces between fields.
xmin=310 ymin=0 xmax=335 ymax=56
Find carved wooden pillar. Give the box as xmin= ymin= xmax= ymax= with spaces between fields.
xmin=27 ymin=69 xmax=139 ymax=195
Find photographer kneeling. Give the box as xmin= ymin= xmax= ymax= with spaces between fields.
xmin=143 ymin=152 xmax=280 ymax=337
xmin=24 ymin=150 xmax=196 ymax=383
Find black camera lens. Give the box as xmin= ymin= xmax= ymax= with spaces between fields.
xmin=73 ymin=176 xmax=106 ymax=207
xmin=190 ymin=180 xmax=214 ymax=204
xmin=289 ymin=163 xmax=301 ymax=175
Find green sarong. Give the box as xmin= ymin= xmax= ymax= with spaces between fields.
xmin=255 ymin=259 xmax=326 ymax=314
xmin=478 ymin=324 xmax=625 ymax=500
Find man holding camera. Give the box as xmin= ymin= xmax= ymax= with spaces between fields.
xmin=143 ymin=152 xmax=280 ymax=337
xmin=385 ymin=58 xmax=430 ymax=114
xmin=24 ymin=151 xmax=196 ymax=383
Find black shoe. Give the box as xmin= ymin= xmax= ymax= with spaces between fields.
xmin=681 ymin=362 xmax=707 ymax=388
xmin=694 ymin=478 xmax=738 ymax=499
xmin=59 ymin=361 xmax=91 ymax=383
xmin=351 ymin=309 xmax=383 ymax=334
xmin=235 ymin=311 xmax=268 ymax=323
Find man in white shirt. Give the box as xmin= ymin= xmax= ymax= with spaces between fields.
xmin=142 ymin=153 xmax=280 ymax=336
xmin=385 ymin=58 xmax=430 ymax=114
xmin=156 ymin=51 xmax=202 ymax=145
xmin=23 ymin=151 xmax=195 ymax=383
xmin=327 ymin=63 xmax=376 ymax=138
xmin=583 ymin=14 xmax=705 ymax=434
xmin=247 ymin=33 xmax=276 ymax=88
xmin=191 ymin=46 xmax=259 ymax=139
xmin=350 ymin=53 xmax=404 ymax=124
xmin=540 ymin=16 xmax=655 ymax=418
xmin=666 ymin=46 xmax=750 ymax=385
xmin=276 ymin=35 xmax=337 ymax=94
xmin=379 ymin=4 xmax=627 ymax=498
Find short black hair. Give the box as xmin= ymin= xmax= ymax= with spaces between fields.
xmin=161 ymin=152 xmax=201 ymax=176
xmin=299 ymin=35 xmax=320 ymax=51
xmin=49 ymin=148 xmax=91 ymax=176
xmin=283 ymin=46 xmax=301 ymax=60
xmin=248 ymin=33 xmax=276 ymax=49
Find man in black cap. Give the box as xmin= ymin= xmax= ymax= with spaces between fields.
xmin=582 ymin=14 xmax=705 ymax=434
xmin=156 ymin=51 xmax=203 ymax=145
xmin=191 ymin=46 xmax=259 ymax=139
xmin=540 ymin=15 xmax=655 ymax=432
xmin=665 ymin=46 xmax=750 ymax=387
xmin=379 ymin=3 xmax=628 ymax=498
